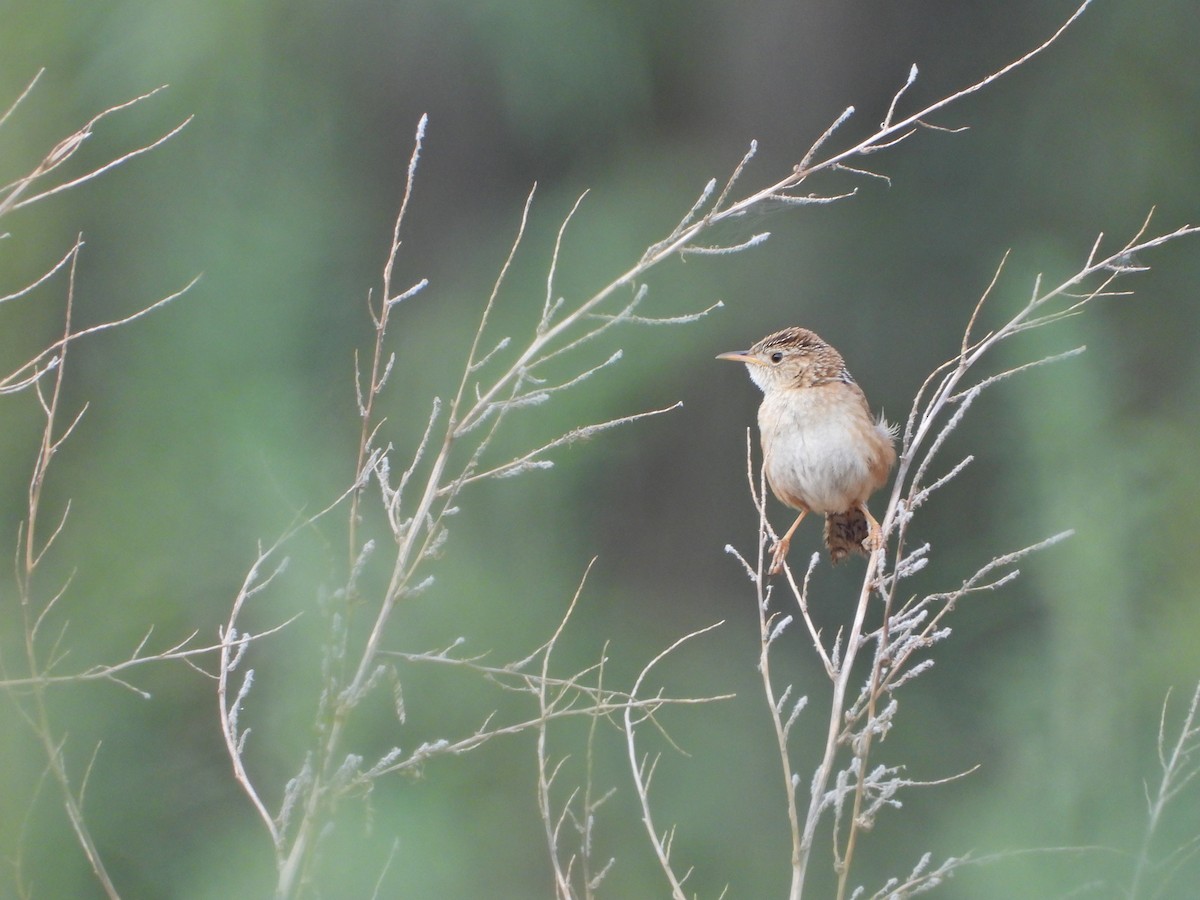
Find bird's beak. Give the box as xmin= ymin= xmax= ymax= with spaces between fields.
xmin=716 ymin=351 xmax=762 ymax=365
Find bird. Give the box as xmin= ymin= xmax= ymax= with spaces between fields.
xmin=717 ymin=327 xmax=896 ymax=574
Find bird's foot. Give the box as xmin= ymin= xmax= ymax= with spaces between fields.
xmin=860 ymin=506 xmax=885 ymax=555
xmin=768 ymin=537 xmax=791 ymax=576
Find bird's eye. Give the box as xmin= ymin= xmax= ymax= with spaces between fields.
xmin=769 ymin=351 xmax=784 ymax=363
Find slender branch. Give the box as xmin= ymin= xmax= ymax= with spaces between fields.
xmin=537 ymin=560 xmax=597 ymax=899
xmin=748 ymin=447 xmax=806 ymax=900
xmin=349 ymin=113 xmax=429 ymax=564
xmin=11 ymin=242 xmax=120 ymax=899
xmin=1129 ymin=682 xmax=1200 ymax=896
xmin=6 ymin=87 xmax=190 ymax=214
xmin=3 ymin=275 xmax=198 ymax=394
xmin=624 ymin=622 xmax=726 ymax=900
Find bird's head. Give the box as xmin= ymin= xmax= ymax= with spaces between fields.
xmin=717 ymin=326 xmax=849 ymax=393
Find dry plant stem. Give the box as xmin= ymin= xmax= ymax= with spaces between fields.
xmin=0 ymin=243 xmax=78 ymax=310
xmin=277 ymin=117 xmax=430 ymax=896
xmin=345 ymin=145 xmax=524 ymax=723
xmin=217 ymin=536 xmax=295 ymax=859
xmin=0 ymin=83 xmax=195 ymax=896
xmin=385 ymin=650 xmax=728 ymax=743
xmin=640 ymin=1 xmax=1096 ymax=265
xmin=0 ymin=230 xmax=194 ymax=397
xmin=734 ymin=446 xmax=884 ymax=895
xmin=5 ymin=268 xmax=195 ymax=900
xmin=624 ymin=621 xmax=726 ymax=900
xmin=364 ymin=692 xmax=730 ymax=780
xmin=536 ymin=560 xmax=597 ymax=899
xmin=801 ymin=553 xmax=883 ymax=897
xmin=574 ymin=684 xmax=614 ymax=899
xmin=759 ymin=214 xmax=1198 ymax=898
xmin=534 ymin=626 xmax=621 ymax=896
xmin=1129 ymin=682 xmax=1200 ymax=897
xmin=369 ymin=839 xmax=402 ymax=900
xmin=217 ymin=480 xmax=370 ymax=889
xmin=11 ymin=250 xmax=120 ymax=900
xmin=758 ymin=592 xmax=805 ymax=900
xmin=413 ymin=0 xmax=1101 ymax=466
xmin=832 ymin=565 xmax=887 ymax=900
xmin=260 ymin=4 xmax=1119 ymax=890
xmin=348 ymin=113 xmax=429 ymax=565
xmin=646 ymin=44 xmax=1121 ymax=891
xmin=0 ymin=69 xmax=43 ymax=131
xmin=2 ymin=276 xmax=198 ymax=395
xmin=742 ymin=444 xmax=805 ymax=900
xmin=722 ymin=217 xmax=1200 ymax=896
xmin=889 ymin=214 xmax=1199 ymax=524
xmin=0 ymin=628 xmax=284 ymax=694
xmin=336 ymin=0 xmax=1107 ymax=764
xmin=0 ymin=82 xmax=193 ymax=397
xmin=279 ymin=135 xmax=675 ymax=892
xmin=0 ymin=82 xmax=190 ymax=219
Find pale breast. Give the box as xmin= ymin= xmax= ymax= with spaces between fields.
xmin=758 ymin=386 xmax=893 ymax=514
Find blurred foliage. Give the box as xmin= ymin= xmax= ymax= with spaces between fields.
xmin=1 ymin=0 xmax=1198 ymax=897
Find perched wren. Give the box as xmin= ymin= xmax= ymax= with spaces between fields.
xmin=718 ymin=327 xmax=896 ymax=574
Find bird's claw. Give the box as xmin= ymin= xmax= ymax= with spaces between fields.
xmin=768 ymin=538 xmax=790 ymax=576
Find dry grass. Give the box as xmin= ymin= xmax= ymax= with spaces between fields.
xmin=3 ymin=3 xmax=1199 ymax=896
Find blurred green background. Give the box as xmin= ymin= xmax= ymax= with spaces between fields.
xmin=2 ymin=1 xmax=1198 ymax=897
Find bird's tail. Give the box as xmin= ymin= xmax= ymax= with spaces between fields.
xmin=823 ymin=510 xmax=870 ymax=564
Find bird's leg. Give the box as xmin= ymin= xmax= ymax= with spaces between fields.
xmin=769 ymin=509 xmax=808 ymax=576
xmin=859 ymin=503 xmax=884 ymax=554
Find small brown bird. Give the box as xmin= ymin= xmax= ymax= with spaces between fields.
xmin=718 ymin=327 xmax=896 ymax=574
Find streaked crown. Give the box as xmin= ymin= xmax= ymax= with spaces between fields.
xmin=717 ymin=326 xmax=854 ymax=392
